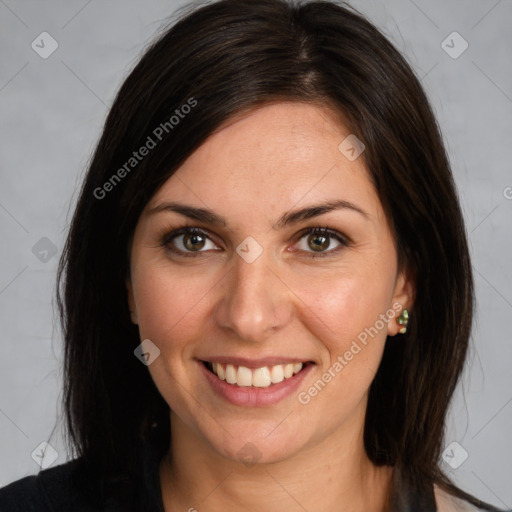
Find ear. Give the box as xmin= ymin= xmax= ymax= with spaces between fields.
xmin=126 ymin=277 xmax=138 ymax=325
xmin=387 ymin=268 xmax=415 ymax=336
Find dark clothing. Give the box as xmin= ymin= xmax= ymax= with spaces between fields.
xmin=0 ymin=432 xmax=504 ymax=512
xmin=0 ymin=431 xmax=166 ymax=512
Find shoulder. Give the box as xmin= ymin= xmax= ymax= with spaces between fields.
xmin=0 ymin=459 xmax=101 ymax=512
xmin=0 ymin=471 xmax=42 ymax=512
xmin=434 ymin=484 xmax=509 ymax=512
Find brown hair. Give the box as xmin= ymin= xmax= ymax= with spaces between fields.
xmin=56 ymin=0 xmax=501 ymax=509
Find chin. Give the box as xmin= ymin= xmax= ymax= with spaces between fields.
xmin=209 ymin=431 xmax=306 ymax=466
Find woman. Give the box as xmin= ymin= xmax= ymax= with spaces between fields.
xmin=0 ymin=0 xmax=508 ymax=510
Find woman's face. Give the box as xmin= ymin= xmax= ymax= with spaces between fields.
xmin=127 ymin=102 xmax=412 ymax=464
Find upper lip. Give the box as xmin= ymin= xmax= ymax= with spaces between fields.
xmin=198 ymin=356 xmax=314 ymax=369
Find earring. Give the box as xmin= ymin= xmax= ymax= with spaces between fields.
xmin=397 ymin=309 xmax=409 ymax=334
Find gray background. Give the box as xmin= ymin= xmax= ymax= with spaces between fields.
xmin=0 ymin=0 xmax=511 ymax=507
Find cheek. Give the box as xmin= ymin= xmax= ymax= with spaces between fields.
xmin=299 ymin=265 xmax=394 ymax=341
xmin=294 ymin=274 xmax=392 ymax=416
xmin=292 ymin=257 xmax=395 ymax=388
xmin=131 ymin=266 xmax=213 ymax=408
xmin=131 ymin=264 xmax=212 ymax=347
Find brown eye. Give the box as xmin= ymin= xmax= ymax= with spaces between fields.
xmin=182 ymin=232 xmax=207 ymax=251
xmin=295 ymin=227 xmax=349 ymax=258
xmin=161 ymin=226 xmax=349 ymax=259
xmin=161 ymin=227 xmax=219 ymax=257
xmin=307 ymin=233 xmax=330 ymax=252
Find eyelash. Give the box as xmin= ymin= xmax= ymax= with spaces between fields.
xmin=159 ymin=225 xmax=351 ymax=259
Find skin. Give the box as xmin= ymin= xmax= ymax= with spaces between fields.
xmin=126 ymin=102 xmax=415 ymax=512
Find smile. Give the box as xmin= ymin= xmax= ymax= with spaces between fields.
xmin=203 ymin=361 xmax=308 ymax=388
xmin=199 ymin=359 xmax=315 ymax=407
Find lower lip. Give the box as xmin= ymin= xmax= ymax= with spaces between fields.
xmin=198 ymin=360 xmax=314 ymax=407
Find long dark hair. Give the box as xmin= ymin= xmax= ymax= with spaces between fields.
xmin=56 ymin=0 xmax=500 ymax=509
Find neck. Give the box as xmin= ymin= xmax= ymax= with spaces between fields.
xmin=159 ymin=411 xmax=393 ymax=512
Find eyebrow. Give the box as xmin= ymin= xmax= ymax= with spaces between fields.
xmin=146 ymin=199 xmax=369 ymax=229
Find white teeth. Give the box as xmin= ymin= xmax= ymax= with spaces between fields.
xmin=236 ymin=366 xmax=253 ymax=387
xmin=225 ymin=364 xmax=237 ymax=384
xmin=270 ymin=364 xmax=284 ymax=384
xmin=252 ymin=367 xmax=272 ymax=387
xmin=209 ymin=361 xmax=304 ymax=387
xmin=216 ymin=362 xmax=225 ymax=381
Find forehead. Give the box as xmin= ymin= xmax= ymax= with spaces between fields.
xmin=146 ymin=102 xmax=381 ymax=223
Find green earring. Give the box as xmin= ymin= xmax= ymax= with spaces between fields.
xmin=397 ymin=309 xmax=409 ymax=334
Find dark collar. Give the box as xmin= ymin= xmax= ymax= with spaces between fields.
xmin=133 ymin=432 xmax=437 ymax=512
xmin=136 ymin=427 xmax=167 ymax=512
xmin=63 ymin=428 xmax=435 ymax=512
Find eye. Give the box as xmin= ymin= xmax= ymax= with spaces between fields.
xmin=161 ymin=227 xmax=220 ymax=257
xmin=294 ymin=226 xmax=349 ymax=258
xmin=160 ymin=225 xmax=350 ymax=258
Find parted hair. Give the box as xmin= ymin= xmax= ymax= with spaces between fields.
xmin=56 ymin=0 xmax=500 ymax=509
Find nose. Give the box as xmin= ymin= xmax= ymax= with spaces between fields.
xmin=213 ymin=248 xmax=293 ymax=343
